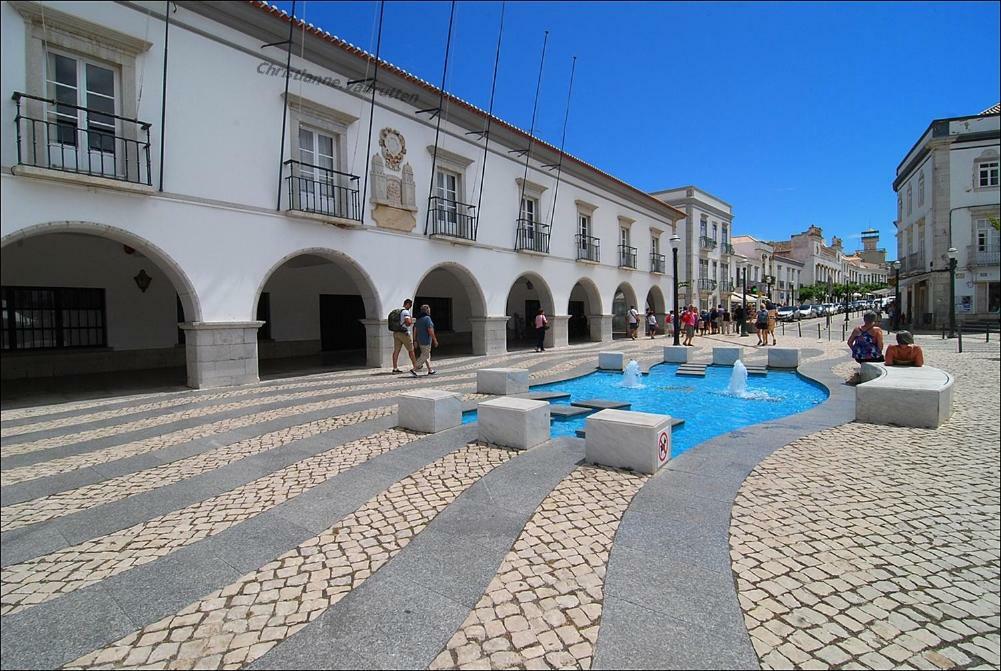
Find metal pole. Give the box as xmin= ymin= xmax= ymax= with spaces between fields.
xmin=798 ymin=320 xmax=802 ymax=337
xmin=893 ymin=266 xmax=900 ymax=331
xmin=958 ymin=322 xmax=963 ymax=353
xmin=359 ymin=1 xmax=386 ymax=223
xmin=818 ymin=323 xmax=821 ymax=339
xmin=740 ymin=268 xmax=748 ymax=337
xmin=672 ymin=247 xmax=680 ymax=346
xmin=948 ymin=258 xmax=957 ymax=338
xmin=158 ymin=1 xmax=171 ymax=192
xmin=424 ymin=1 xmax=458 ymax=234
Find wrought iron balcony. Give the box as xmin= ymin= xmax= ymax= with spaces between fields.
xmin=427 ymin=196 xmax=478 ymax=241
xmin=697 ymin=279 xmax=717 ymax=291
xmin=618 ymin=245 xmax=637 ymax=269
xmin=12 ymin=91 xmax=152 ymax=185
xmin=969 ymin=244 xmax=1000 ymax=267
xmin=576 ymin=234 xmax=600 ymax=263
xmin=719 ymin=280 xmax=735 ymax=292
xmin=515 ymin=219 xmax=551 ymax=254
xmin=285 ymin=160 xmax=361 ymax=222
xmin=650 ymin=253 xmax=666 ymax=274
xmin=721 ymin=242 xmax=735 ymax=255
xmin=904 ymin=251 xmax=926 ymax=273
xmin=699 ymin=236 xmax=718 ymax=250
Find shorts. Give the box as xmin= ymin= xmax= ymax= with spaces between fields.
xmin=685 ymin=325 xmax=695 ymax=337
xmin=392 ymin=331 xmax=414 ymax=353
xmin=629 ymin=322 xmax=639 ymax=330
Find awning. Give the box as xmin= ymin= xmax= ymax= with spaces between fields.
xmin=726 ymin=293 xmax=764 ymax=306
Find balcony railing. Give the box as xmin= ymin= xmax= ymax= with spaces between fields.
xmin=904 ymin=251 xmax=926 ymax=273
xmin=699 ymin=236 xmax=718 ymax=250
xmin=721 ymin=242 xmax=735 ymax=255
xmin=650 ymin=253 xmax=666 ymax=274
xmin=719 ymin=280 xmax=735 ymax=292
xmin=426 ymin=196 xmax=478 ymax=241
xmin=697 ymin=279 xmax=717 ymax=291
xmin=618 ymin=245 xmax=637 ymax=269
xmin=515 ymin=219 xmax=551 ymax=254
xmin=576 ymin=234 xmax=600 ymax=263
xmin=969 ymin=244 xmax=1000 ymax=267
xmin=284 ymin=160 xmax=361 ymax=221
xmin=12 ymin=91 xmax=152 ymax=186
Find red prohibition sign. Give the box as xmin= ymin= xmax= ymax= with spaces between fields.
xmin=658 ymin=430 xmax=669 ymax=462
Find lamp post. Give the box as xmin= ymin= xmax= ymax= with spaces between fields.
xmin=738 ymin=259 xmax=748 ymax=337
xmin=892 ymin=260 xmax=900 ymax=331
xmin=670 ymin=234 xmax=681 ymax=346
xmin=947 ymin=247 xmax=958 ymax=338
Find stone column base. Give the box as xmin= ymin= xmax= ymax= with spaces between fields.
xmin=180 ymin=321 xmax=263 ymax=389
xmin=588 ymin=314 xmax=613 ymax=342
xmin=470 ymin=317 xmax=510 ymax=356
xmin=547 ymin=315 xmax=570 ymax=349
xmin=361 ymin=319 xmax=395 ymax=369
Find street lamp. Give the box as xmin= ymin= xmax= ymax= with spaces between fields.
xmin=892 ymin=260 xmax=900 ymax=331
xmin=670 ymin=234 xmax=681 ymax=346
xmin=737 ymin=258 xmax=748 ymax=337
xmin=947 ymin=247 xmax=958 ymax=338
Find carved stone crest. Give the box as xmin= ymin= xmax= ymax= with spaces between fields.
xmin=379 ymin=128 xmax=407 ymax=171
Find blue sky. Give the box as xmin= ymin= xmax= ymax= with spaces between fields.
xmin=273 ymin=1 xmax=1000 ymax=258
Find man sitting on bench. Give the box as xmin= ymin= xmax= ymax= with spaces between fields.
xmin=884 ymin=330 xmax=924 ymax=367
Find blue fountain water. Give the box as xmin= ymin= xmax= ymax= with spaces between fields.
xmin=463 ymin=361 xmax=828 ymax=457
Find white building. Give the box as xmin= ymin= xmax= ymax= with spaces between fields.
xmin=893 ymin=104 xmax=1000 ymax=327
xmin=0 ymin=1 xmax=683 ymax=389
xmin=649 ymin=186 xmax=735 ymax=309
xmin=768 ymin=226 xmax=888 ymax=297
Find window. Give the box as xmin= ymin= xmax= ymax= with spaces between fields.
xmin=699 ymin=259 xmax=709 ymax=279
xmin=976 ymin=218 xmax=1000 ymax=251
xmin=907 ymin=226 xmax=914 ymax=253
xmin=46 ymin=51 xmax=119 ymax=175
xmin=918 ymin=173 xmax=925 ymax=207
xmin=651 ymin=236 xmax=660 ymax=256
xmin=578 ymin=213 xmax=591 ymax=245
xmin=722 ymin=224 xmax=728 ymax=244
xmin=978 ymin=160 xmax=999 ymax=188
xmin=297 ymin=125 xmax=345 ymax=215
xmin=711 ymin=260 xmax=718 ymax=280
xmin=712 ymin=223 xmax=718 ymax=242
xmin=620 ymin=227 xmax=631 ymax=248
xmin=520 ymin=197 xmax=538 ymax=223
xmin=699 ymin=215 xmax=708 ymax=238
xmin=2 ymin=286 xmax=106 ymax=350
xmin=435 ymin=168 xmax=461 ymax=225
xmin=906 ymin=185 xmax=912 ymax=215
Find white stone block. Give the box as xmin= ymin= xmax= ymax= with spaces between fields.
xmin=478 ymin=397 xmax=551 ymax=450
xmin=598 ymin=351 xmax=624 ymax=370
xmin=856 ymin=364 xmax=954 ymax=428
xmin=712 ymin=347 xmax=743 ymax=366
xmin=663 ymin=346 xmax=689 ymax=364
xmin=767 ymin=347 xmax=800 ymax=368
xmin=398 ymin=389 xmax=461 ymax=433
xmin=476 ymin=368 xmax=529 ymax=395
xmin=585 ymin=409 xmax=672 ymax=475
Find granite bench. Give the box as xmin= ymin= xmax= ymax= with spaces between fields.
xmin=856 ymin=362 xmax=954 ymax=429
xmin=476 ymin=368 xmax=529 ymax=395
xmin=478 ymin=396 xmax=551 ymax=450
xmin=584 ymin=409 xmax=672 ymax=475
xmin=397 ymin=389 xmax=462 ymax=433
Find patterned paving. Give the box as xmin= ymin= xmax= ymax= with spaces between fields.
xmin=1 ymin=428 xmax=421 ymax=615
xmin=1 ymin=332 xmax=997 ymax=670
xmin=429 ymin=465 xmax=647 ymax=670
xmin=65 ymin=442 xmax=516 ymax=670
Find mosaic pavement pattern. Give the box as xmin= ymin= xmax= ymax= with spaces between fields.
xmin=1 ymin=332 xmax=998 ymax=670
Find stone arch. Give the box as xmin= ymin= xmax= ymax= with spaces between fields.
xmin=645 ymin=284 xmax=666 ymax=314
xmin=505 ymin=272 xmax=556 ymax=351
xmin=611 ymin=282 xmax=639 ymax=336
xmin=567 ymin=277 xmax=604 ymax=343
xmin=1 ymin=220 xmax=202 ymax=321
xmin=253 ymin=248 xmax=383 ymax=369
xmin=411 ymin=262 xmax=493 ymax=355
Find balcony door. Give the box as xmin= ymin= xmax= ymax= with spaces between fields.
xmin=297 ymin=126 xmax=341 ymax=216
xmin=46 ymin=52 xmax=119 ymax=177
xmin=435 ymin=169 xmax=461 ymax=231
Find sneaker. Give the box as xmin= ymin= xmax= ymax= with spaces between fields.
xmin=427 ymin=370 xmax=437 ymax=376
xmin=392 ymin=368 xmax=402 ymax=373
xmin=409 ymin=370 xmax=418 ymax=378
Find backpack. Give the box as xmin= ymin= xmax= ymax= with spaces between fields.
xmin=388 ymin=308 xmax=406 ymax=332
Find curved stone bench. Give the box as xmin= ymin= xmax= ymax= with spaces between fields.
xmin=856 ymin=363 xmax=954 ymax=428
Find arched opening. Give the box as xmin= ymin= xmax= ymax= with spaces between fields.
xmin=254 ymin=249 xmax=381 ymax=376
xmin=611 ymin=282 xmax=639 ymax=337
xmin=1 ymin=224 xmax=201 ymax=404
xmin=645 ymin=285 xmax=667 ymax=331
xmin=505 ymin=273 xmax=555 ymax=351
xmin=567 ymin=278 xmax=602 ymax=343
xmin=411 ymin=263 xmax=487 ymax=357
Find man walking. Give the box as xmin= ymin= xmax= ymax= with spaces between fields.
xmin=627 ymin=305 xmax=640 ymax=340
xmin=412 ymin=304 xmax=439 ymax=376
xmin=391 ymin=299 xmax=417 ymax=374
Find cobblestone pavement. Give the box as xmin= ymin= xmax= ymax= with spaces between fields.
xmin=2 ymin=330 xmax=999 ymax=670
xmin=730 ymin=335 xmax=1001 ymax=670
xmin=429 ymin=465 xmax=647 ymax=670
xmin=65 ymin=442 xmax=516 ymax=670
xmin=1 ymin=428 xmax=421 ymax=615
xmin=0 ymin=407 xmax=394 ymax=532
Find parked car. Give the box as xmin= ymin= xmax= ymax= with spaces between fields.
xmin=797 ymin=305 xmax=816 ymax=319
xmin=777 ymin=306 xmax=797 ymax=321
xmin=812 ymin=304 xmax=828 ymax=317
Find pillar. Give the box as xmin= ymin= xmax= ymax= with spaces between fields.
xmin=588 ymin=314 xmax=613 ymax=342
xmin=180 ymin=321 xmax=263 ymax=389
xmin=471 ymin=317 xmax=509 ymax=356
xmin=547 ymin=315 xmax=570 ymax=349
xmin=361 ymin=319 xmax=394 ymax=368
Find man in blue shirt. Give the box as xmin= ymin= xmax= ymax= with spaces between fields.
xmin=411 ymin=304 xmax=439 ymax=377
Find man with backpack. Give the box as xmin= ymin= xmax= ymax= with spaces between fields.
xmin=389 ymin=299 xmax=418 ymax=374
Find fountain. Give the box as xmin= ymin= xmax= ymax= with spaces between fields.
xmin=620 ymin=359 xmax=645 ymax=388
xmin=724 ymin=360 xmax=774 ymax=400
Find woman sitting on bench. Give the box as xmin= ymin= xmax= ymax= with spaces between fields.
xmin=884 ymin=330 xmax=924 ymax=367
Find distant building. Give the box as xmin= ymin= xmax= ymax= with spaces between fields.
xmin=893 ymin=104 xmax=1000 ymax=326
xmin=769 ymin=226 xmax=888 ymax=298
